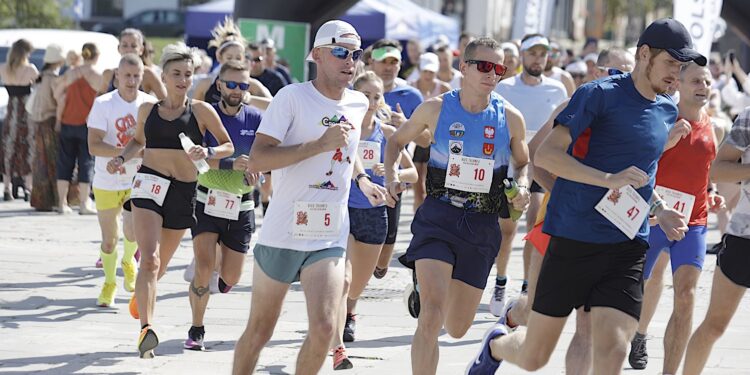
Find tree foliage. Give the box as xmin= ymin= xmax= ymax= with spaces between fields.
xmin=0 ymin=0 xmax=74 ymax=29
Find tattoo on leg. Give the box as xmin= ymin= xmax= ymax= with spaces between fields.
xmin=191 ymin=280 xmax=209 ymax=298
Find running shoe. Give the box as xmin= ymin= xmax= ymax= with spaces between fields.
xmin=134 ymin=248 xmax=141 ymax=263
xmin=122 ymin=261 xmax=136 ymax=292
xmin=183 ymin=326 xmax=205 ymax=351
xmin=332 ymin=345 xmax=353 ymax=370
xmin=499 ymin=299 xmax=518 ymax=330
xmin=138 ymin=326 xmax=159 ymax=358
xmin=218 ymin=277 xmax=233 ymax=293
xmin=129 ymin=294 xmax=139 ymax=319
xmin=489 ymin=285 xmax=506 ymax=317
xmin=373 ymin=266 xmax=388 ymax=279
xmin=465 ymin=323 xmax=507 ymax=374
xmin=183 ymin=258 xmax=196 ymax=282
xmin=96 ymin=282 xmax=116 ymax=307
xmin=628 ymin=333 xmax=648 ymax=370
xmin=95 ymin=257 xmax=103 ymax=268
xmin=343 ymin=313 xmax=356 ymax=342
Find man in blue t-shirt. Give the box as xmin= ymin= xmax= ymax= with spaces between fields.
xmin=369 ymin=38 xmax=425 ymax=286
xmin=467 ymin=18 xmax=705 ymax=374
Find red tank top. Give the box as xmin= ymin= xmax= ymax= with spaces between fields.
xmin=61 ymin=77 xmax=97 ymax=126
xmin=655 ymin=113 xmax=716 ymax=226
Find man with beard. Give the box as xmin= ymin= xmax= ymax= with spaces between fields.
xmin=185 ymin=60 xmax=264 ymax=351
xmin=490 ymin=34 xmax=567 ymax=317
xmin=467 ymin=18 xmax=704 ymax=374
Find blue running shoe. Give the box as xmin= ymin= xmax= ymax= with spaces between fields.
xmin=498 ymin=299 xmax=517 ymax=330
xmin=465 ymin=323 xmax=507 ymax=374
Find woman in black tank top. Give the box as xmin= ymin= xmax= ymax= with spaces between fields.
xmin=105 ymin=42 xmax=233 ymax=358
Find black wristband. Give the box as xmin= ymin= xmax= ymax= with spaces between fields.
xmin=355 ymin=173 xmax=371 ymax=189
xmin=116 ymin=155 xmax=125 ymax=163
xmin=219 ymin=158 xmax=236 ymax=170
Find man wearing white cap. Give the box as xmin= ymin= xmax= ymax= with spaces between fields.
xmin=491 ymin=34 xmax=568 ymax=317
xmin=232 ymin=20 xmax=388 ymax=374
xmin=410 ymin=52 xmax=451 ymax=100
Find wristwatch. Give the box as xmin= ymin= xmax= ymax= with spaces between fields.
xmin=207 ymin=147 xmax=216 ymax=158
xmin=355 ymin=173 xmax=371 ymax=189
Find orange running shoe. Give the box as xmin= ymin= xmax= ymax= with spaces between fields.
xmin=129 ymin=294 xmax=139 ymax=319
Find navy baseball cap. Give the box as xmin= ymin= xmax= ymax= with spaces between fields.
xmin=637 ymin=18 xmax=707 ymax=66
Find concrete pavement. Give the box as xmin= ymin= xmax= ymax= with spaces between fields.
xmin=1 ymin=190 xmax=749 ymax=374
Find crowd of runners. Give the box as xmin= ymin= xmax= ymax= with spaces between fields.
xmin=1 ymin=13 xmax=749 ymax=375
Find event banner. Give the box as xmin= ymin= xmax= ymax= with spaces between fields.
xmin=673 ymin=0 xmax=723 ymax=58
xmin=239 ymin=18 xmax=310 ymax=82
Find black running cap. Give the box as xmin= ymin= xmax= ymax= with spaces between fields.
xmin=637 ymin=18 xmax=707 ymax=66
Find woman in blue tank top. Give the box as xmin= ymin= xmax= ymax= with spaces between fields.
xmin=339 ymin=72 xmax=417 ymax=343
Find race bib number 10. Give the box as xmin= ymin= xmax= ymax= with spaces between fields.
xmin=444 ymin=154 xmax=494 ymax=193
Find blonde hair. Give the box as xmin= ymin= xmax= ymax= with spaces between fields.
xmin=81 ymin=43 xmax=99 ymax=61
xmin=208 ymin=17 xmax=247 ymax=56
xmin=160 ymin=42 xmax=197 ymax=70
xmin=353 ymin=71 xmax=391 ymax=121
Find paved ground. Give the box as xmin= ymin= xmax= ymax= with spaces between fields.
xmin=1 ymin=188 xmax=749 ymax=374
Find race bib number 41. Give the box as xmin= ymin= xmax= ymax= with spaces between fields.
xmin=444 ymin=154 xmax=494 ymax=193
xmin=358 ymin=140 xmax=380 ymax=169
xmin=292 ymin=202 xmax=342 ymax=240
xmin=654 ymin=185 xmax=695 ymax=218
xmin=595 ymin=185 xmax=649 ymax=240
xmin=129 ymin=173 xmax=170 ymax=206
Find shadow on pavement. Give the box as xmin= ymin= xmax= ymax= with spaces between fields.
xmin=0 ymin=351 xmax=140 ymax=375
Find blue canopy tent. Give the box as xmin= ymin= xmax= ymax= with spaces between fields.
xmin=185 ymin=0 xmax=459 ymax=51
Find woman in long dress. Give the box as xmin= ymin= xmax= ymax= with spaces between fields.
xmin=29 ymin=44 xmax=66 ymax=211
xmin=0 ymin=38 xmax=38 ymax=201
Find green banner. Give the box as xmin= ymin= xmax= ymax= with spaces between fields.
xmin=238 ymin=18 xmax=310 ymax=83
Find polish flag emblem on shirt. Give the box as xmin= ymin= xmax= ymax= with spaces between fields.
xmin=484 ymin=126 xmax=495 ymax=139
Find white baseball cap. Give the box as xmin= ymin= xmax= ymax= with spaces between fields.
xmin=520 ymin=35 xmax=550 ymax=51
xmin=419 ymin=52 xmax=439 ymax=72
xmin=500 ymin=42 xmax=519 ymax=58
xmin=306 ymin=20 xmax=361 ymax=62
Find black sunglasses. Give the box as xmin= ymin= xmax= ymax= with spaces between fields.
xmin=465 ymin=60 xmax=508 ymax=76
xmin=221 ymin=79 xmax=250 ymax=90
xmin=246 ymin=55 xmax=263 ymax=63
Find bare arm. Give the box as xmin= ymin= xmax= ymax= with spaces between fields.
xmin=88 ymin=128 xmax=122 ymax=158
xmin=529 ymin=100 xmax=570 ymax=191
xmin=559 ymin=71 xmax=576 ymax=97
xmin=382 ymin=124 xmax=418 ymax=183
xmin=710 ymin=142 xmax=750 ymax=183
xmin=192 ymin=77 xmax=211 ymax=102
xmin=194 ymin=101 xmax=234 ymax=159
xmin=242 ymin=93 xmax=271 ymax=110
xmin=249 ymin=78 xmax=272 ymax=98
xmin=384 ymin=99 xmax=441 ymax=185
xmin=506 ymin=105 xmax=530 ymax=188
xmin=143 ymin=67 xmax=167 ymax=100
xmin=99 ymin=69 xmax=114 ymax=93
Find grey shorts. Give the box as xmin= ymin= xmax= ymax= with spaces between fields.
xmin=253 ymin=244 xmax=345 ymax=284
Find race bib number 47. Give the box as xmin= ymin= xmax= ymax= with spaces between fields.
xmin=595 ymin=185 xmax=649 ymax=240
xmin=292 ymin=202 xmax=342 ymax=240
xmin=444 ymin=154 xmax=494 ymax=193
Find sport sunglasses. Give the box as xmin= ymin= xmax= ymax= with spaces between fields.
xmin=221 ymin=80 xmax=250 ymax=90
xmin=319 ymin=45 xmax=363 ymax=61
xmin=465 ymin=60 xmax=508 ymax=76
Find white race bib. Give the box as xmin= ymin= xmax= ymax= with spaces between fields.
xmin=292 ymin=202 xmax=342 ymax=240
xmin=444 ymin=154 xmax=494 ymax=193
xmin=116 ymin=159 xmax=141 ymax=186
xmin=654 ymin=185 xmax=695 ymax=218
xmin=204 ymin=189 xmax=242 ymax=220
xmin=595 ymin=185 xmax=650 ymax=240
xmin=359 ymin=140 xmax=381 ymax=169
xmin=129 ymin=173 xmax=170 ymax=206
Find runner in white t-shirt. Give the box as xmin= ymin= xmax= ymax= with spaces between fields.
xmin=490 ymin=34 xmax=568 ymax=315
xmin=232 ymin=20 xmax=388 ymax=375
xmin=87 ymin=54 xmax=156 ymax=308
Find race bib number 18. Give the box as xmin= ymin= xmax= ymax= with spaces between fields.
xmin=129 ymin=173 xmax=170 ymax=206
xmin=595 ymin=185 xmax=649 ymax=239
xmin=444 ymin=154 xmax=494 ymax=193
xmin=292 ymin=202 xmax=342 ymax=240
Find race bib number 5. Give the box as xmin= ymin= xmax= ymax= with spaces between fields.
xmin=654 ymin=185 xmax=695 ymax=218
xmin=292 ymin=202 xmax=341 ymax=240
xmin=595 ymin=185 xmax=649 ymax=239
xmin=444 ymin=154 xmax=494 ymax=193
xmin=358 ymin=140 xmax=380 ymax=169
xmin=129 ymin=173 xmax=170 ymax=206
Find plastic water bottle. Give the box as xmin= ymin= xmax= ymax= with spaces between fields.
xmin=178 ymin=132 xmax=210 ymax=174
xmin=503 ymin=179 xmax=523 ymax=221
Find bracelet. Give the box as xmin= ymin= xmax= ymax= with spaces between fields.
xmin=207 ymin=147 xmax=216 ymax=158
xmin=649 ymin=199 xmax=665 ymax=216
xmin=219 ymin=158 xmax=236 ymax=170
xmin=355 ymin=173 xmax=371 ymax=189
xmin=116 ymin=155 xmax=125 ymax=163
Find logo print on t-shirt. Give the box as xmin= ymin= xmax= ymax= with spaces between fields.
xmin=483 ymin=143 xmax=494 ymax=155
xmin=296 ymin=210 xmax=308 ymax=225
xmin=484 ymin=126 xmax=495 ymax=139
xmin=449 ymin=122 xmax=465 ymax=138
xmin=449 ymin=163 xmax=461 ymax=177
xmin=115 ymin=113 xmax=137 ymax=147
xmin=449 ymin=140 xmax=463 ymax=155
xmin=607 ymin=189 xmax=622 ymax=204
xmin=309 ymin=180 xmax=338 ymax=191
xmin=321 ymin=114 xmax=350 ymax=128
